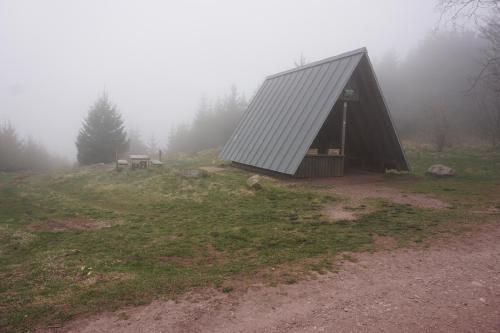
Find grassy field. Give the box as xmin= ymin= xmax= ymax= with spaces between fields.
xmin=1 ymin=146 xmax=500 ymax=332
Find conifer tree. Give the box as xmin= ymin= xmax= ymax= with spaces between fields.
xmin=76 ymin=93 xmax=128 ymax=164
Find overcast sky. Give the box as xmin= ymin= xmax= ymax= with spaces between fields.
xmin=0 ymin=0 xmax=440 ymax=158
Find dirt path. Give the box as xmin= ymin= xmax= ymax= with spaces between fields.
xmin=46 ymin=223 xmax=500 ymax=333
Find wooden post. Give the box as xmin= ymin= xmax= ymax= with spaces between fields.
xmin=341 ymin=101 xmax=348 ymax=156
xmin=159 ymin=149 xmax=162 ymax=162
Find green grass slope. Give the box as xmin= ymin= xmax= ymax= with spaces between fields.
xmin=0 ymin=146 xmax=499 ymax=332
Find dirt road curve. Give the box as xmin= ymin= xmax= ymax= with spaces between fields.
xmin=48 ymin=223 xmax=500 ymax=333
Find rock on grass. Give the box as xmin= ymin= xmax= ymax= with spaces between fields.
xmin=426 ymin=164 xmax=456 ymax=177
xmin=246 ymin=175 xmax=262 ymax=190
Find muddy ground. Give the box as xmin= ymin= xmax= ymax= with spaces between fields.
xmin=43 ymin=222 xmax=500 ymax=333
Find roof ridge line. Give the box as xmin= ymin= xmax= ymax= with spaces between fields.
xmin=266 ymin=47 xmax=367 ymax=80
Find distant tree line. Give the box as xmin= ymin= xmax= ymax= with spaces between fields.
xmin=5 ymin=1 xmax=500 ymax=172
xmin=167 ymin=85 xmax=248 ymax=154
xmin=0 ymin=122 xmax=68 ymax=172
xmin=72 ymin=2 xmax=499 ymax=161
xmin=73 ymin=87 xmax=248 ymax=164
xmin=376 ymin=27 xmax=500 ymax=150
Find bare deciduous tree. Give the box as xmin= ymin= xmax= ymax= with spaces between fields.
xmin=438 ymin=0 xmax=499 ymax=26
xmin=478 ymin=10 xmax=500 ymax=92
xmin=147 ymin=134 xmax=159 ymax=158
xmin=430 ymin=107 xmax=452 ymax=152
xmin=438 ymin=0 xmax=500 ymax=90
xmin=477 ymin=94 xmax=500 ymax=145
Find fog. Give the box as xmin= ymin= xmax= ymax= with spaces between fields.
xmin=0 ymin=0 xmax=441 ymax=159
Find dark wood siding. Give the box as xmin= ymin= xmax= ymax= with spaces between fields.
xmin=294 ymin=155 xmax=344 ymax=177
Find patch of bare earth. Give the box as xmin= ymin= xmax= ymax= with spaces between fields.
xmin=325 ymin=173 xmax=449 ymax=209
xmin=314 ymin=173 xmax=449 ymax=221
xmin=40 ymin=222 xmax=500 ymax=333
xmin=373 ymin=234 xmax=398 ymax=250
xmin=323 ymin=203 xmax=357 ymax=221
xmin=335 ymin=183 xmax=448 ymax=208
xmin=473 ymin=206 xmax=500 ymax=215
xmin=199 ymin=166 xmax=227 ymax=173
xmin=28 ymin=219 xmax=119 ymax=232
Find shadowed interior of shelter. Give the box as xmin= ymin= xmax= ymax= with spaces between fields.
xmin=304 ymin=56 xmax=406 ymax=175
